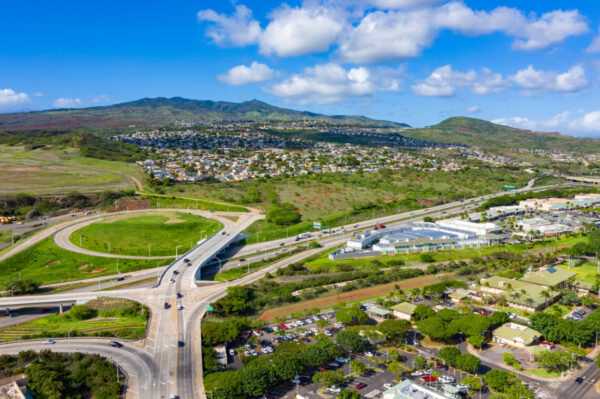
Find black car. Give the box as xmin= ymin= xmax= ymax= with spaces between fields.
xmin=177 ymin=293 xmax=183 ymax=298
xmin=178 ymin=341 xmax=185 ymax=347
xmin=109 ymin=341 xmax=122 ymax=348
xmin=184 ymin=258 xmax=190 ymax=263
xmin=575 ymin=377 xmax=584 ymax=384
xmin=116 ymin=276 xmax=125 ymax=281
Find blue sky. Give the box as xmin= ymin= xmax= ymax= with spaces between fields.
xmin=2 ymin=1 xmax=600 ymax=136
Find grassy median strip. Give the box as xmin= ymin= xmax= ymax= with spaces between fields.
xmin=0 ymin=237 xmax=161 ymax=287
xmin=0 ymin=298 xmax=148 ymax=341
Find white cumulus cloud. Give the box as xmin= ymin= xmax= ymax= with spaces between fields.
xmin=53 ymin=98 xmax=82 ymax=108
xmin=586 ymin=28 xmax=600 ymax=53
xmin=511 ymin=64 xmax=589 ymax=94
xmin=0 ymin=88 xmax=29 ymax=109
xmin=259 ymin=5 xmax=346 ymax=57
xmin=412 ymin=65 xmax=506 ymax=97
xmin=338 ymin=2 xmax=588 ymax=63
xmin=493 ymin=110 xmax=600 ymax=137
xmin=365 ymin=0 xmax=443 ymax=9
xmin=218 ymin=62 xmax=276 ymax=86
xmin=268 ymin=63 xmax=378 ymax=104
xmin=197 ymin=5 xmax=261 ymax=46
xmin=466 ymin=105 xmax=481 ymax=114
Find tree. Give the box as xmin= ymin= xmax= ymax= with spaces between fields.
xmin=387 ymin=361 xmax=405 ymax=380
xmin=461 ymin=377 xmax=483 ymax=391
xmin=4 ymin=279 xmax=39 ymax=295
xmin=335 ymin=307 xmax=368 ymax=325
xmin=201 ymin=320 xmax=239 ymax=346
xmin=412 ymin=304 xmax=435 ymax=321
xmin=266 ymin=202 xmax=301 ymax=226
xmin=312 ymin=369 xmax=344 ymax=388
xmin=537 ymin=350 xmax=571 ymax=372
xmin=378 ymin=319 xmax=411 ymax=343
xmin=502 ymin=352 xmax=516 ymax=365
xmin=484 ymin=369 xmax=514 ymax=393
xmin=416 ymin=316 xmax=458 ymax=341
xmin=338 ymin=388 xmax=361 ymax=399
xmin=68 ymin=305 xmax=97 ymax=320
xmin=302 ymin=338 xmax=339 ymax=367
xmin=419 ymin=253 xmax=435 ymax=263
xmin=455 ymin=354 xmax=480 ymax=374
xmin=272 ymin=352 xmax=304 ymax=380
xmin=439 ymin=346 xmax=461 ymax=365
xmin=350 ymin=359 xmax=367 ymax=375
xmin=241 ymin=364 xmax=274 ymax=397
xmin=213 ymin=286 xmax=253 ymax=316
xmin=412 ymin=355 xmax=427 ymax=369
xmin=336 ymin=330 xmax=366 ymax=354
xmin=468 ymin=334 xmax=485 ymax=349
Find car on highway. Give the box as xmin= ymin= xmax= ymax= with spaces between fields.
xmin=177 ymin=293 xmax=183 ymax=298
xmin=355 ymin=383 xmax=367 ymax=390
xmin=184 ymin=259 xmax=190 ymax=263
xmin=178 ymin=341 xmax=185 ymax=347
xmin=169 ymin=278 xmax=175 ymax=283
xmin=43 ymin=339 xmax=55 ymax=345
xmin=163 ymin=302 xmax=170 ymax=309
xmin=109 ymin=341 xmax=122 ymax=348
xmin=169 ymin=394 xmax=178 ymax=399
xmin=177 ymin=304 xmax=183 ymax=310
xmin=116 ymin=276 xmax=125 ymax=281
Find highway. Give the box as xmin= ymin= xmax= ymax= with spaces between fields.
xmin=0 ymin=181 xmax=589 ymax=399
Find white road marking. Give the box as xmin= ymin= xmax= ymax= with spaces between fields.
xmin=365 ymin=389 xmax=381 ymax=398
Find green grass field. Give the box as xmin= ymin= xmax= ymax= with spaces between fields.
xmin=0 ymin=237 xmax=163 ymax=287
xmin=0 ymin=145 xmax=145 ymax=195
xmin=0 ymin=298 xmax=148 ymax=341
xmin=559 ymin=261 xmax=600 ymax=285
xmin=70 ymin=211 xmax=222 ymax=256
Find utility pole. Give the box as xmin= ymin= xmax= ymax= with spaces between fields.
xmin=116 ymin=259 xmax=119 ymax=275
xmin=148 ymin=243 xmax=151 ymax=256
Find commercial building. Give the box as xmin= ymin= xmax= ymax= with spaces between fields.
xmin=391 ymin=302 xmax=417 ymax=320
xmin=383 ymin=379 xmax=460 ymax=399
xmin=520 ymin=266 xmax=577 ymax=290
xmin=435 ymin=219 xmax=502 ymax=236
xmin=371 ymin=223 xmax=489 ymax=253
xmin=366 ymin=306 xmax=392 ymax=321
xmin=467 ymin=205 xmax=525 ymax=222
xmin=0 ymin=375 xmax=30 ymax=399
xmin=492 ymin=323 xmax=541 ymax=348
xmin=519 ymin=193 xmax=600 ymax=212
xmin=479 ymin=276 xmax=560 ymax=312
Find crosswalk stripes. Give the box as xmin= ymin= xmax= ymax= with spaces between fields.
xmin=535 ymin=389 xmax=554 ymax=399
xmin=365 ymin=389 xmax=381 ymax=398
xmin=547 ymin=381 xmax=561 ymax=389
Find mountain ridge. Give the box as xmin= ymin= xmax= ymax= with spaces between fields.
xmin=402 ymin=116 xmax=600 ymax=153
xmin=0 ymin=97 xmax=408 ymax=133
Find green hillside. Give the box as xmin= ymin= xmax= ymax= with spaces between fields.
xmin=402 ymin=117 xmax=600 ymax=152
xmin=0 ymin=97 xmax=406 ymax=134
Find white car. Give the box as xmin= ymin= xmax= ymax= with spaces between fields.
xmin=335 ymin=357 xmax=349 ymax=363
xmin=327 ymin=362 xmax=340 ymax=368
xmin=324 ymin=330 xmax=332 ymax=337
xmin=365 ymin=351 xmax=375 ymax=357
xmin=509 ymin=313 xmax=517 ymax=319
xmin=313 ymin=315 xmax=321 ymax=320
xmin=327 ymin=386 xmax=341 ymax=393
xmin=169 ymin=278 xmax=175 ymax=283
xmin=440 ymin=376 xmax=455 ymax=383
xmin=177 ymin=304 xmax=183 ymax=310
xmin=305 ymin=318 xmax=313 ymax=324
xmin=383 ymin=383 xmax=393 ymax=390
xmin=261 ymin=347 xmax=269 ymax=354
xmin=272 ymin=326 xmax=280 ymax=332
xmin=43 ymin=339 xmax=55 ymax=345
xmin=456 ymin=384 xmax=470 ymax=390
xmin=411 ymin=371 xmax=424 ymax=376
xmin=311 ymin=327 xmax=319 ymax=333
xmin=229 ymin=349 xmax=235 ymax=356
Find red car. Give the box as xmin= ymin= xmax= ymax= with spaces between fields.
xmin=541 ymin=341 xmax=555 ymax=349
xmin=422 ymin=375 xmax=437 ymax=382
xmin=378 ymin=224 xmax=386 ymax=229
xmin=280 ymin=323 xmax=288 ymax=330
xmin=355 ymin=383 xmax=367 ymax=390
xmin=476 ymin=311 xmax=488 ymax=316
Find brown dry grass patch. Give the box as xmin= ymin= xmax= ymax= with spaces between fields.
xmin=85 ymin=267 xmax=107 ymax=274
xmin=255 ymin=274 xmax=444 ymax=322
xmin=44 ymin=260 xmax=60 ymax=268
xmin=77 ymin=264 xmax=90 ymax=270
